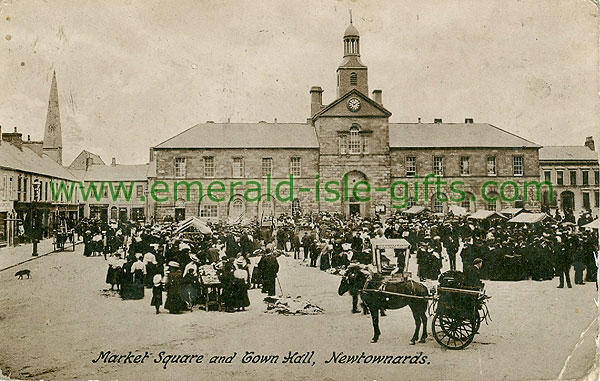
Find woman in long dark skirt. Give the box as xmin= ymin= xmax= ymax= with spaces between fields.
xmin=105 ymin=261 xmax=116 ymax=290
xmin=120 ymin=260 xmax=134 ymax=299
xmin=219 ymin=259 xmax=236 ymax=312
xmin=181 ymin=268 xmax=200 ymax=311
xmin=164 ymin=262 xmax=186 ymax=313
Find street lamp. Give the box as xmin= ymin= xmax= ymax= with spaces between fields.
xmin=31 ymin=178 xmax=40 ymax=256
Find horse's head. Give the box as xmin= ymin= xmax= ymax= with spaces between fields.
xmin=338 ymin=275 xmax=350 ymax=296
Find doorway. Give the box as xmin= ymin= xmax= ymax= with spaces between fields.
xmin=561 ymin=191 xmax=575 ymax=213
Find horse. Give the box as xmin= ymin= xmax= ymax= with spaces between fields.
xmin=338 ymin=266 xmax=369 ymax=314
xmin=360 ymin=277 xmax=429 ymax=344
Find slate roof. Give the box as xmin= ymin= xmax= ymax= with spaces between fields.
xmin=389 ymin=123 xmax=540 ymax=148
xmin=154 ymin=123 xmax=319 ymax=149
xmin=538 ymin=146 xmax=598 ymax=162
xmin=68 ymin=149 xmax=105 ymax=169
xmin=0 ymin=143 xmax=76 ymax=180
xmin=75 ymin=164 xmax=150 ymax=182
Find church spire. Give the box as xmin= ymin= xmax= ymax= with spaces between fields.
xmin=42 ymin=71 xmax=63 ymax=165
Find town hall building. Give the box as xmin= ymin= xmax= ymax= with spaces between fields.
xmin=150 ymin=21 xmax=548 ymax=222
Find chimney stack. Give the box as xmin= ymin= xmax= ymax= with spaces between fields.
xmin=417 ymin=118 xmax=421 ymax=123
xmin=465 ymin=118 xmax=474 ymax=124
xmin=585 ymin=136 xmax=595 ymax=151
xmin=85 ymin=157 xmax=93 ymax=171
xmin=434 ymin=118 xmax=443 ymax=124
xmin=372 ymin=89 xmax=382 ymax=105
xmin=310 ymin=86 xmax=323 ymax=117
xmin=2 ymin=127 xmax=23 ymax=149
xmin=111 ymin=157 xmax=117 ymax=166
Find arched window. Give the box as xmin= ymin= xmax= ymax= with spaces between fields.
xmin=462 ymin=192 xmax=474 ymax=212
xmin=291 ymin=198 xmax=301 ymax=216
xmin=433 ymin=193 xmax=446 ymax=213
xmin=349 ymin=126 xmax=361 ymax=154
xmin=232 ymin=199 xmax=243 ymax=213
xmin=486 ymin=192 xmax=499 ymax=211
xmin=350 ymin=72 xmax=357 ymax=85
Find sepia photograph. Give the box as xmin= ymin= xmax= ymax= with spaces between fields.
xmin=0 ymin=1 xmax=598 ymax=380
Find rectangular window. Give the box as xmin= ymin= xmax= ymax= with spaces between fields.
xmin=349 ymin=129 xmax=361 ymax=154
xmin=232 ymin=157 xmax=244 ymax=178
xmin=513 ymin=156 xmax=523 ymax=176
xmin=200 ymin=204 xmax=218 ymax=218
xmin=174 ymin=157 xmax=186 ymax=178
xmin=261 ymin=158 xmax=273 ymax=178
xmin=583 ymin=192 xmax=590 ymax=210
xmin=9 ymin=177 xmax=14 ymax=200
xmin=582 ymin=171 xmax=589 ymax=185
xmin=595 ymin=170 xmax=599 ymax=185
xmin=544 ymin=171 xmax=551 ymax=183
xmin=487 ymin=157 xmax=497 ymax=176
xmin=339 ymin=136 xmax=347 ymax=154
xmin=433 ymin=156 xmax=444 ymax=176
xmin=460 ymin=156 xmax=470 ymax=176
xmin=2 ymin=175 xmax=6 ymax=200
xmin=406 ymin=157 xmax=416 ymax=177
xmin=569 ymin=170 xmax=577 ymax=186
xmin=290 ymin=157 xmax=301 ymax=177
xmin=362 ymin=136 xmax=369 ymax=154
xmin=556 ymin=171 xmax=564 ymax=185
xmin=17 ymin=176 xmax=22 ymax=202
xmin=204 ymin=156 xmax=214 ymax=178
xmin=595 ymin=190 xmax=599 ymax=208
xmin=136 ymin=185 xmax=144 ymax=198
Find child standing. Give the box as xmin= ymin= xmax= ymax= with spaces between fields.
xmin=151 ymin=274 xmax=163 ymax=314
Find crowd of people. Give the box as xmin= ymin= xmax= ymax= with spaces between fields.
xmin=82 ymin=207 xmax=597 ymax=316
xmin=78 ymin=218 xmax=284 ymax=314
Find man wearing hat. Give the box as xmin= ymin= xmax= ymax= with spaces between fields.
xmin=464 ymin=258 xmax=483 ymax=288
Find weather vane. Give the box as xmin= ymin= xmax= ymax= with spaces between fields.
xmin=349 ymin=9 xmax=353 ymax=24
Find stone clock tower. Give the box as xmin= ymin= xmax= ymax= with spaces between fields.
xmin=310 ymin=21 xmax=392 ymax=217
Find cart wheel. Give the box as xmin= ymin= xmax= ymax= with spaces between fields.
xmin=432 ymin=313 xmax=477 ymax=350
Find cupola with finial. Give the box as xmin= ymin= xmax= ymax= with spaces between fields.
xmin=337 ymin=11 xmax=368 ymax=98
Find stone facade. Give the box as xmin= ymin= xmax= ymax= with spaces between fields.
xmin=152 ymin=148 xmax=319 ymax=222
xmin=390 ymin=147 xmax=542 ymax=212
xmin=538 ymin=140 xmax=599 ymax=217
xmin=150 ymin=21 xmax=551 ymax=222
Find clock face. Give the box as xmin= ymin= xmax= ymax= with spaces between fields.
xmin=347 ymin=97 xmax=361 ymax=112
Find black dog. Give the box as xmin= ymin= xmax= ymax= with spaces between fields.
xmin=14 ymin=269 xmax=31 ymax=279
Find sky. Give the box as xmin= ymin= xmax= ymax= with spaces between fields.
xmin=0 ymin=0 xmax=598 ymax=165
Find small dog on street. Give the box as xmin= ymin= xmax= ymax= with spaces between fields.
xmin=14 ymin=269 xmax=31 ymax=279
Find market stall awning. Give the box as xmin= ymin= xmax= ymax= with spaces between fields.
xmin=508 ymin=212 xmax=546 ymax=224
xmin=403 ymin=206 xmax=429 ymax=215
xmin=582 ymin=219 xmax=599 ymax=230
xmin=448 ymin=205 xmax=469 ymax=216
xmin=501 ymin=207 xmax=524 ymax=217
xmin=174 ymin=216 xmax=212 ymax=234
xmin=468 ymin=210 xmax=507 ymax=220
